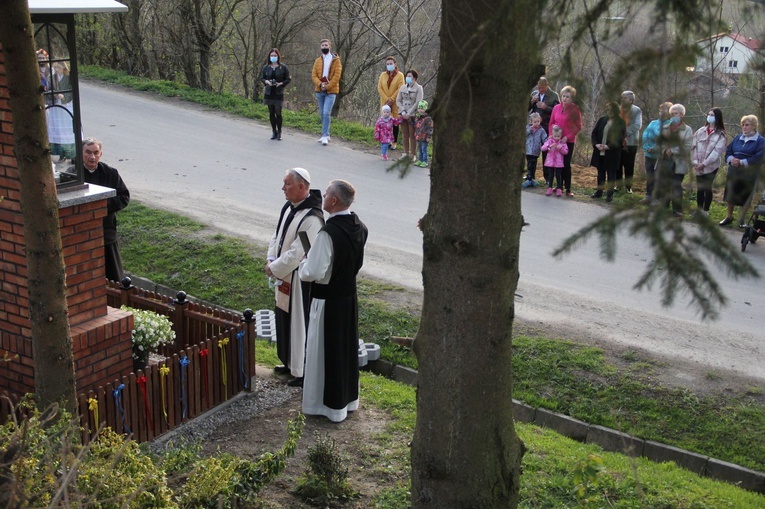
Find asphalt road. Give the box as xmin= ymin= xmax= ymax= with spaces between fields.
xmin=79 ymin=81 xmax=765 ymax=381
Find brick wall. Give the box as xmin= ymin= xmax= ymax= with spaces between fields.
xmin=0 ymin=43 xmax=132 ymax=397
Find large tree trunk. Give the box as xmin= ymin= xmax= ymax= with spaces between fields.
xmin=0 ymin=2 xmax=77 ymax=414
xmin=411 ymin=0 xmax=538 ymax=506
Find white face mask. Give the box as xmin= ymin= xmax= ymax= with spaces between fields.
xmin=707 ymin=115 xmax=716 ymax=124
xmin=405 ymin=76 xmax=413 ymax=84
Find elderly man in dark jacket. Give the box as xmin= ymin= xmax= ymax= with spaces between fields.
xmin=81 ymin=137 xmax=130 ymax=282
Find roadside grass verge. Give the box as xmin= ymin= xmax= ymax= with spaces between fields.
xmin=120 ymin=202 xmax=765 ymax=474
xmin=359 ymin=372 xmax=764 ymax=508
xmin=80 ymin=66 xmax=376 ymax=147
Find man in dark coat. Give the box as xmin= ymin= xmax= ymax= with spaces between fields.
xmin=81 ymin=138 xmax=130 ymax=282
xmin=299 ymin=179 xmax=368 ymax=422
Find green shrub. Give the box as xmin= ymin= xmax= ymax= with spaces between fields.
xmin=179 ymin=413 xmax=304 ymax=508
xmin=76 ymin=427 xmax=175 ymax=508
xmin=294 ymin=431 xmax=358 ymax=505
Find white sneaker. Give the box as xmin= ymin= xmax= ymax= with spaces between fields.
xmin=321 ymin=137 xmax=329 ymax=146
xmin=318 ymin=136 xmax=325 ymax=143
xmin=399 ymin=154 xmax=409 ymax=160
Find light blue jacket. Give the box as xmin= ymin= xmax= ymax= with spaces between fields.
xmin=642 ymin=118 xmax=669 ymax=159
xmin=526 ymin=124 xmax=548 ymax=157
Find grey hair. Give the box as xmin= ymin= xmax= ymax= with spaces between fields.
xmin=328 ymin=179 xmax=356 ymax=207
xmin=529 ymin=112 xmax=542 ymax=121
xmin=621 ymin=90 xmax=635 ymax=102
xmin=82 ymin=137 xmax=102 ymax=150
xmin=669 ymin=104 xmax=686 ymax=116
xmin=286 ymin=168 xmax=309 ymax=187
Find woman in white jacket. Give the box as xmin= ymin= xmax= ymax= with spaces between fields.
xmin=691 ymin=108 xmax=727 ymax=216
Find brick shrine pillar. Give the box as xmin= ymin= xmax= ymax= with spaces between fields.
xmin=0 ymin=43 xmax=133 ymax=398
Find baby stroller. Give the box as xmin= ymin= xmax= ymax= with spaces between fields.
xmin=741 ymin=191 xmax=765 ymax=252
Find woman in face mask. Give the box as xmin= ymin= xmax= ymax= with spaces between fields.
xmin=260 ymin=48 xmax=291 ymax=140
xmin=395 ymin=69 xmax=424 ymax=162
xmin=657 ymin=103 xmax=693 ymax=217
xmin=378 ymin=56 xmax=404 ymax=150
xmin=691 ymin=108 xmax=726 ymax=217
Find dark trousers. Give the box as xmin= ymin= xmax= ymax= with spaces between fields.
xmin=393 ymin=124 xmax=399 ymax=145
xmin=268 ymin=103 xmax=283 ymax=133
xmin=562 ymin=142 xmax=575 ymax=192
xmin=644 ymin=156 xmax=656 ymax=198
xmin=595 ymin=159 xmax=617 ymax=196
xmin=525 ymin=155 xmax=539 ymax=181
xmin=545 ymin=166 xmax=563 ymax=189
xmin=696 ymin=169 xmax=718 ymax=211
xmin=671 ymin=173 xmax=685 ymax=213
xmin=620 ymin=146 xmax=637 ymax=189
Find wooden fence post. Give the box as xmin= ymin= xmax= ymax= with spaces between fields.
xmin=119 ymin=276 xmax=135 ymax=308
xmin=242 ymin=308 xmax=256 ymax=392
xmin=173 ymin=291 xmax=190 ymax=349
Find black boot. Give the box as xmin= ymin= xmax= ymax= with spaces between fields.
xmin=277 ymin=130 xmax=282 ymax=141
xmin=271 ymin=130 xmax=278 ymax=140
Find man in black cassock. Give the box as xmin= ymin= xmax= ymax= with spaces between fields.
xmin=81 ymin=138 xmax=130 ymax=282
xmin=299 ymin=179 xmax=368 ymax=422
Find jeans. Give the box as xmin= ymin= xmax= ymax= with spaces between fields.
xmin=381 ymin=143 xmax=389 ymax=156
xmin=417 ymin=141 xmax=429 ymax=163
xmin=315 ymin=92 xmax=336 ymax=138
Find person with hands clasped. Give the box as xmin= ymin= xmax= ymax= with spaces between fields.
xmin=261 ymin=48 xmax=291 ymax=140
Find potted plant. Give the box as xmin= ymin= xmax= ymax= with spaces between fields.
xmin=121 ymin=305 xmax=176 ymax=371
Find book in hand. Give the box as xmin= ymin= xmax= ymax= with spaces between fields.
xmin=298 ymin=231 xmax=311 ymax=254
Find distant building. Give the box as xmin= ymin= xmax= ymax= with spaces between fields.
xmin=694 ymin=32 xmax=763 ymax=75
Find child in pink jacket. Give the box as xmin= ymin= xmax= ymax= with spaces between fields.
xmin=541 ymin=125 xmax=569 ymax=197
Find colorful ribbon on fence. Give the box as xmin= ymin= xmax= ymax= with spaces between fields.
xmin=218 ymin=338 xmax=229 ymax=401
xmin=236 ymin=330 xmax=249 ymax=389
xmin=88 ymin=397 xmax=99 ymax=431
xmin=137 ymin=375 xmax=154 ymax=431
xmin=112 ymin=384 xmax=130 ymax=434
xmin=180 ymin=356 xmax=190 ymax=419
xmin=199 ymin=348 xmax=210 ymax=406
xmin=159 ymin=365 xmax=170 ymax=424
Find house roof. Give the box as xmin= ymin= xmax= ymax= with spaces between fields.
xmin=701 ymin=31 xmax=762 ymax=51
xmin=28 ymin=0 xmax=128 ymax=14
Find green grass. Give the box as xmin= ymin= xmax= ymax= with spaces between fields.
xmin=356 ymin=372 xmax=765 ymax=508
xmin=511 ymin=335 xmax=765 ymax=472
xmin=80 ymin=66 xmax=377 ymax=147
xmin=120 ymin=202 xmax=765 ymax=481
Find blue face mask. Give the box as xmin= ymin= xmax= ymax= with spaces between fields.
xmin=270 ymin=56 xmax=278 ymax=63
xmin=386 ymin=64 xmax=394 ymax=72
xmin=405 ymin=76 xmax=413 ymax=84
xmin=707 ymin=115 xmax=716 ymax=124
xmin=670 ymin=116 xmax=681 ymax=124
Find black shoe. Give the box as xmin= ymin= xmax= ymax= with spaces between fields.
xmin=271 ymin=131 xmax=278 ymax=140
xmin=286 ymin=377 xmax=304 ymax=387
xmin=590 ymin=192 xmax=603 ymax=199
xmin=719 ymin=217 xmax=733 ymax=226
xmin=277 ymin=131 xmax=282 ymax=140
xmin=738 ymin=222 xmax=747 ymax=229
xmin=672 ymin=211 xmax=683 ymax=218
xmin=605 ymin=194 xmax=613 ymax=202
xmin=273 ymin=365 xmax=290 ymax=375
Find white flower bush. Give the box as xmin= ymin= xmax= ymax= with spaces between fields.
xmin=122 ymin=305 xmax=176 ymax=358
